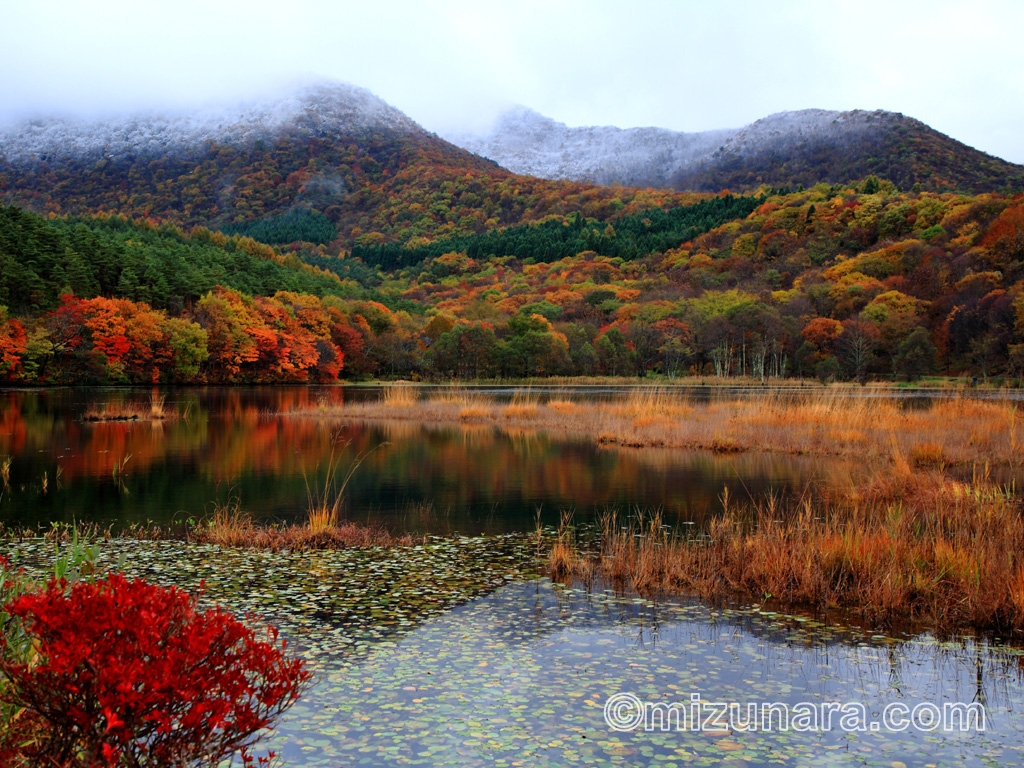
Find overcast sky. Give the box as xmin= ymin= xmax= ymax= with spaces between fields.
xmin=2 ymin=0 xmax=1023 ymax=163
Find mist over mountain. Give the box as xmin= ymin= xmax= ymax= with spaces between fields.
xmin=447 ymin=107 xmax=1024 ymax=194
xmin=0 ymin=81 xmax=423 ymax=163
xmin=0 ymin=81 xmax=696 ymax=250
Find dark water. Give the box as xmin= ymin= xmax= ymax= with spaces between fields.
xmin=0 ymin=386 xmax=862 ymax=533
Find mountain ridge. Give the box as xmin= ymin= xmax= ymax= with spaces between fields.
xmin=2 ymin=80 xmax=1022 ymax=253
xmin=0 ymin=81 xmax=425 ymax=163
xmin=447 ymin=106 xmax=1024 ymax=194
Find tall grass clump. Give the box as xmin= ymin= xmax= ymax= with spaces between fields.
xmin=549 ymin=509 xmax=592 ymax=583
xmin=199 ymin=495 xmax=410 ymax=552
xmin=503 ymin=388 xmax=539 ymax=419
xmin=83 ymin=394 xmax=175 ymax=422
xmin=617 ymin=388 xmax=692 ymax=421
xmin=553 ymin=473 xmax=1024 ymax=632
xmin=149 ymin=392 xmax=167 ymax=420
xmin=381 ymin=384 xmax=418 ymax=408
xmin=431 ymin=384 xmax=482 ymax=407
xmin=202 ymin=496 xmax=256 ymax=548
xmin=304 ymin=439 xmax=383 ymax=535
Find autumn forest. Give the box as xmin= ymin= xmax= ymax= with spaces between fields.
xmin=1 ymin=175 xmax=1023 ymax=385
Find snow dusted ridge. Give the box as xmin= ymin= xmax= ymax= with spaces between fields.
xmin=445 ymin=107 xmax=904 ymax=187
xmin=0 ymin=81 xmax=425 ymax=164
xmin=445 ymin=106 xmax=733 ymax=187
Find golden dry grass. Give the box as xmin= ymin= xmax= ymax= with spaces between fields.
xmin=312 ymin=387 xmax=1022 ymax=467
xmin=84 ymin=393 xmax=175 ymax=422
xmin=502 ymin=388 xmax=539 ymax=419
xmin=381 ymin=384 xmax=418 ymax=407
xmin=546 ymin=398 xmax=580 ymax=414
xmin=503 ymin=404 xmax=539 ymax=419
xmin=552 ymin=473 xmax=1024 ymax=631
xmin=199 ymin=497 xmax=412 ymax=551
xmin=458 ymin=405 xmax=491 ymax=421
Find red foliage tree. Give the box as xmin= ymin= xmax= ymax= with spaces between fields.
xmin=0 ymin=309 xmax=27 ymax=381
xmin=0 ymin=574 xmax=309 ymax=768
xmin=801 ymin=317 xmax=844 ymax=357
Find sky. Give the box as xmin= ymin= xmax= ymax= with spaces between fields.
xmin=2 ymin=0 xmax=1023 ymax=163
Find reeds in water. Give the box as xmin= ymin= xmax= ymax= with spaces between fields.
xmin=552 ymin=473 xmax=1024 ymax=632
xmin=381 ymin=384 xmax=418 ymax=408
xmin=200 ymin=494 xmax=411 ymax=551
xmin=301 ymin=386 xmax=1023 ymax=467
xmin=502 ymin=388 xmax=539 ymax=419
xmin=83 ymin=392 xmax=174 ymax=422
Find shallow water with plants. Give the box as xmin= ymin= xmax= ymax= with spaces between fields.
xmin=5 ymin=384 xmax=1024 ymax=766
xmin=10 ymin=536 xmax=1024 ymax=767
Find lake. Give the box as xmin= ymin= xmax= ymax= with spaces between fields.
xmin=3 ymin=385 xmax=1024 ymax=766
xmin=11 ymin=535 xmax=1023 ymax=767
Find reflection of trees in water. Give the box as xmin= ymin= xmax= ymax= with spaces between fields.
xmin=0 ymin=386 xmax=969 ymax=535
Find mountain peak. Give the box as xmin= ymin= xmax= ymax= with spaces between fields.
xmin=0 ymin=79 xmax=424 ymax=164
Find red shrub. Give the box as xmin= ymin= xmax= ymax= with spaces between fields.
xmin=0 ymin=574 xmax=309 ymax=767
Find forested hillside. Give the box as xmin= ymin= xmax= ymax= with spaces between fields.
xmin=3 ymin=180 xmax=1024 ymax=385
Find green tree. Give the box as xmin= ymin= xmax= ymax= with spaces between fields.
xmin=595 ymin=328 xmax=631 ymax=377
xmin=893 ymin=326 xmax=937 ymax=381
xmin=163 ymin=317 xmax=209 ymax=382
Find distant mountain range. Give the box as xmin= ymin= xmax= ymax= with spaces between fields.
xmin=446 ymin=106 xmax=1024 ymax=194
xmin=1 ymin=80 xmax=1021 ymax=250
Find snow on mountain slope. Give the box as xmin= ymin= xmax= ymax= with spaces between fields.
xmin=447 ymin=107 xmax=895 ymax=187
xmin=446 ymin=106 xmax=733 ymax=187
xmin=0 ymin=81 xmax=424 ymax=163
xmin=446 ymin=106 xmax=1024 ymax=193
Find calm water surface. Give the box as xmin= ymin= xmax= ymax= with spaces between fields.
xmin=0 ymin=386 xmax=867 ymax=532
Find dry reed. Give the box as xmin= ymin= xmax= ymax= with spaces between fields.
xmin=552 ymin=472 xmax=1024 ymax=632
xmin=310 ymin=387 xmax=1024 ymax=467
xmin=83 ymin=393 xmax=175 ymax=422
xmin=381 ymin=384 xmax=418 ymax=408
xmin=548 ymin=509 xmax=593 ymax=584
xmin=304 ymin=439 xmax=386 ymax=534
xmin=199 ymin=496 xmax=412 ymax=551
xmin=0 ymin=516 xmax=412 ymax=552
xmin=502 ymin=388 xmax=540 ymax=419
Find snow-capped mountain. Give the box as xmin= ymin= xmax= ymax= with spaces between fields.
xmin=446 ymin=107 xmax=1024 ymax=193
xmin=2 ymin=79 xmax=1021 ymax=235
xmin=445 ymin=106 xmax=733 ymax=188
xmin=0 ymin=80 xmax=500 ymax=234
xmin=0 ymin=81 xmax=426 ymax=164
